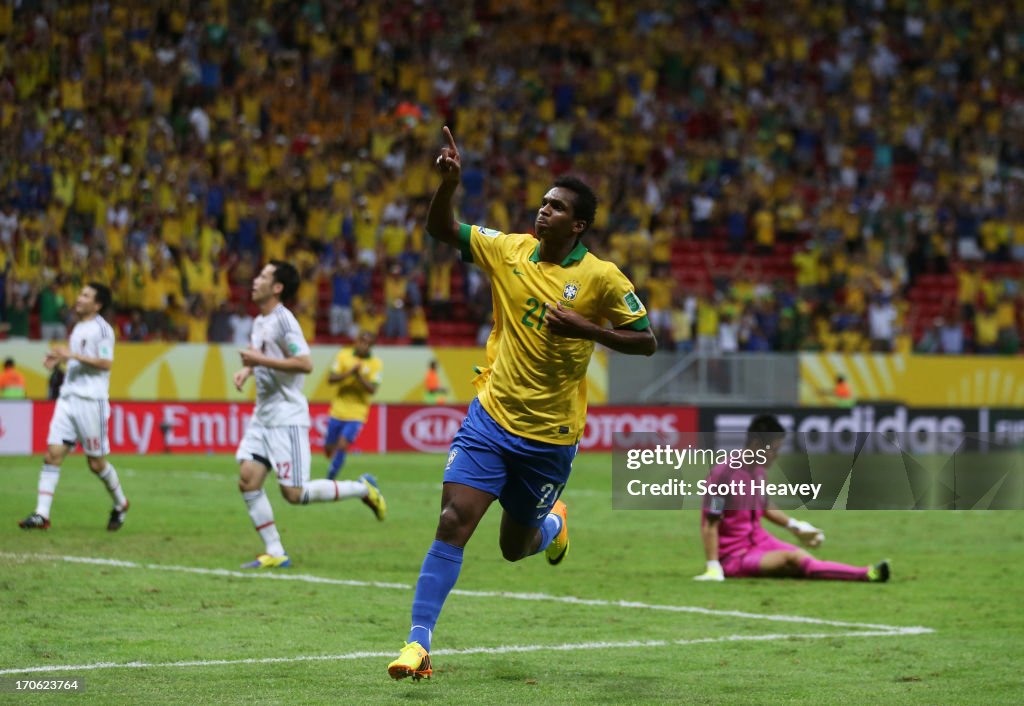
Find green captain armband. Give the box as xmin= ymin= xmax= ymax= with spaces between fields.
xmin=457 ymin=223 xmax=474 ymax=263
xmin=618 ymin=315 xmax=650 ymax=331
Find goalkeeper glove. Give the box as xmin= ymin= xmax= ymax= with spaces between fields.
xmin=787 ymin=518 xmax=825 ymax=548
xmin=693 ymin=560 xmax=724 ymax=582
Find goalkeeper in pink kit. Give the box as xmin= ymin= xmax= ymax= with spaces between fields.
xmin=695 ymin=414 xmax=890 ymax=583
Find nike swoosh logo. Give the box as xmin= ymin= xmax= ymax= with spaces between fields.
xmin=513 ymin=268 xmax=524 ymax=276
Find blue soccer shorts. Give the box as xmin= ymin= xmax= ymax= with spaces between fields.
xmin=324 ymin=418 xmax=364 ymax=448
xmin=443 ymin=398 xmax=578 ymax=527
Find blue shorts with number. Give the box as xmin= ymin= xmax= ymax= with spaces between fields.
xmin=444 ymin=398 xmax=578 ymax=527
xmin=324 ymin=418 xmax=364 ymax=447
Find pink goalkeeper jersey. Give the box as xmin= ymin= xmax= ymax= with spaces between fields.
xmin=700 ymin=461 xmax=773 ymax=559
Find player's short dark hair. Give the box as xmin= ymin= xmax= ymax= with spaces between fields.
xmin=746 ymin=414 xmax=786 ymax=449
xmin=553 ymin=175 xmax=598 ymax=233
xmin=3 ymin=358 xmax=14 ymax=369
xmin=87 ymin=282 xmax=112 ymax=311
xmin=269 ymin=260 xmax=300 ymax=303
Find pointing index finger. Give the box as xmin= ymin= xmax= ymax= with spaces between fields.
xmin=442 ymin=125 xmax=458 ymax=153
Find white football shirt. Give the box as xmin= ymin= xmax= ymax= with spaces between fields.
xmin=249 ymin=303 xmax=311 ymax=427
xmin=60 ymin=316 xmax=115 ymax=400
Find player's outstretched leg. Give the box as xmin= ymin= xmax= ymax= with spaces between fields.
xmin=389 ymin=484 xmax=492 ymax=681
xmin=389 ymin=543 xmax=460 ymax=681
xmin=389 ymin=540 xmax=462 ymax=681
xmin=19 ymin=462 xmax=61 ymax=529
xmin=799 ymin=555 xmax=874 ymax=581
xmin=297 ymin=475 xmax=387 ymax=520
xmin=397 ymin=539 xmax=463 ymax=663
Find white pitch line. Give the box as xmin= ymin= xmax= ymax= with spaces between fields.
xmin=0 ymin=553 xmax=413 ymax=590
xmin=0 ymin=630 xmax=928 ymax=676
xmin=0 ymin=552 xmax=934 ymax=635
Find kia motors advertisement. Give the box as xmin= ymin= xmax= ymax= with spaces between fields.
xmin=383 ymin=405 xmax=698 ymax=453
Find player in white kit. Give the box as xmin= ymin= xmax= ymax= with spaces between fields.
xmin=234 ymin=260 xmax=388 ymax=569
xmin=19 ymin=283 xmax=129 ymax=531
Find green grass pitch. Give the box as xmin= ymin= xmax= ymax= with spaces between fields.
xmin=1 ymin=452 xmax=1022 ymax=704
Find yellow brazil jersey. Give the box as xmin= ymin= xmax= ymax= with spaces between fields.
xmin=329 ymin=349 xmax=383 ymax=422
xmin=457 ymin=224 xmax=649 ymax=445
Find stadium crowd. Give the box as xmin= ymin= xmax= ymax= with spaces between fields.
xmin=0 ymin=0 xmax=1022 ymax=353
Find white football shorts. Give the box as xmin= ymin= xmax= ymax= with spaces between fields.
xmin=235 ymin=422 xmax=311 ymax=488
xmin=47 ymin=396 xmax=111 ymax=457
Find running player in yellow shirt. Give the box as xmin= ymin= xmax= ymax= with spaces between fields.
xmin=324 ymin=331 xmax=382 ymax=479
xmin=388 ymin=128 xmax=657 ymax=680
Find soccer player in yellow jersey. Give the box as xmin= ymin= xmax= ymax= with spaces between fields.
xmin=324 ymin=331 xmax=382 ymax=480
xmin=389 ymin=128 xmax=656 ymax=681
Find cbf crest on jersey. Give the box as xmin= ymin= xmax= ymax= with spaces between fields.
xmin=562 ymin=279 xmax=581 ymax=301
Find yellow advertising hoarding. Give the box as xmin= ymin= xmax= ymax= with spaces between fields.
xmin=800 ymin=353 xmax=1024 ymax=407
xmin=0 ymin=342 xmax=608 ymax=404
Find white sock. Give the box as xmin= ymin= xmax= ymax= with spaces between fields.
xmin=243 ymin=489 xmax=285 ymax=557
xmin=96 ymin=463 xmax=128 ymax=510
xmin=301 ymin=479 xmax=367 ymax=504
xmin=35 ymin=464 xmax=61 ymax=518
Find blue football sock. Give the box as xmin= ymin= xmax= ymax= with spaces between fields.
xmin=327 ymin=449 xmax=347 ymax=480
xmin=533 ymin=512 xmax=562 ymax=555
xmin=408 ymin=540 xmax=464 ymax=651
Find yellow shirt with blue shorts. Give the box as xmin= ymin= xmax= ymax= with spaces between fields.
xmin=329 ymin=349 xmax=383 ymax=423
xmin=446 ymin=223 xmax=650 ymax=526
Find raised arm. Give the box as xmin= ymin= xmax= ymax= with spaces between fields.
xmin=425 ymin=126 xmax=463 ymax=246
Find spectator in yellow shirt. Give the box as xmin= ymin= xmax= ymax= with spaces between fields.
xmin=356 ymin=302 xmax=384 ymax=337
xmin=409 ymin=305 xmax=429 ymax=345
xmin=186 ymin=298 xmax=210 ymax=343
xmin=753 ymin=201 xmax=776 ymax=253
xmin=973 ymin=305 xmax=999 ymax=354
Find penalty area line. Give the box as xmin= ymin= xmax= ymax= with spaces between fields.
xmin=0 ymin=551 xmax=935 ymax=635
xmin=0 ymin=630 xmax=928 ymax=676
